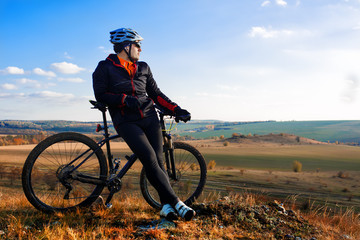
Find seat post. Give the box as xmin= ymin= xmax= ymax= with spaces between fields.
xmin=101 ymin=109 xmax=112 ymax=164
xmin=102 ymin=110 xmax=110 ymax=138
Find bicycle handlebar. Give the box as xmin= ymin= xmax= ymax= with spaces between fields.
xmin=154 ymin=104 xmax=191 ymax=123
xmin=90 ymin=100 xmax=190 ymax=123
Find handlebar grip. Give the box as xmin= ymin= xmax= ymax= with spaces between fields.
xmin=175 ymin=114 xmax=191 ymax=123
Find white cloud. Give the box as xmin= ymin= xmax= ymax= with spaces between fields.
xmin=50 ymin=62 xmax=85 ymax=74
xmin=1 ymin=83 xmax=17 ymax=90
xmin=275 ymin=0 xmax=287 ymax=6
xmin=248 ymin=26 xmax=294 ymax=38
xmin=341 ymin=75 xmax=359 ymax=103
xmin=17 ymin=78 xmax=42 ymax=88
xmin=261 ymin=0 xmax=288 ymax=7
xmin=261 ymin=1 xmax=271 ymax=7
xmin=0 ymin=92 xmax=26 ymax=99
xmin=0 ymin=66 xmax=25 ymax=75
xmin=30 ymin=91 xmax=75 ymax=101
xmin=33 ymin=68 xmax=56 ymax=77
xmin=0 ymin=93 xmax=11 ymax=98
xmin=0 ymin=90 xmax=82 ymax=103
xmin=58 ymin=77 xmax=85 ymax=83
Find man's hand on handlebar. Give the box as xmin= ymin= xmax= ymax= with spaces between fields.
xmin=174 ymin=106 xmax=191 ymax=123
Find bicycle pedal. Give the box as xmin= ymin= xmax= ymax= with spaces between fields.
xmin=106 ymin=203 xmax=113 ymax=209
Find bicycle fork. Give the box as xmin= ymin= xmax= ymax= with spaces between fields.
xmin=164 ymin=136 xmax=178 ymax=181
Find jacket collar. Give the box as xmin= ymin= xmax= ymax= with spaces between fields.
xmin=106 ymin=54 xmax=122 ymax=67
xmin=106 ymin=54 xmax=138 ymax=68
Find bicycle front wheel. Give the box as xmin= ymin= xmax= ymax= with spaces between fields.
xmin=22 ymin=132 xmax=108 ymax=213
xmin=140 ymin=141 xmax=207 ymax=209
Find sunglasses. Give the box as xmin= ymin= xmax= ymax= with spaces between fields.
xmin=133 ymin=42 xmax=141 ymax=48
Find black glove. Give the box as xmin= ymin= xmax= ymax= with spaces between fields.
xmin=124 ymin=96 xmax=141 ymax=109
xmin=174 ymin=106 xmax=191 ymax=123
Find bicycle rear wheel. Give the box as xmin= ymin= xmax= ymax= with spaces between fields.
xmin=140 ymin=142 xmax=207 ymax=209
xmin=22 ymin=132 xmax=107 ymax=213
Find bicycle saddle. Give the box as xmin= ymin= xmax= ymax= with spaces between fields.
xmin=89 ymin=100 xmax=107 ymax=112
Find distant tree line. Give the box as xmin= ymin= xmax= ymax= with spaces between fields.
xmin=0 ymin=133 xmax=48 ymax=146
xmin=0 ymin=120 xmax=115 ymax=135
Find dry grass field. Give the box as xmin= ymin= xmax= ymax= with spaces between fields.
xmin=0 ymin=137 xmax=359 ymax=239
xmin=190 ymin=139 xmax=360 ymax=211
xmin=0 ymin=187 xmax=359 ymax=239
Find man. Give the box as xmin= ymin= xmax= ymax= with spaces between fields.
xmin=92 ymin=28 xmax=195 ymax=221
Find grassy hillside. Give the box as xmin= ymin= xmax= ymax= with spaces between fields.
xmin=1 ymin=119 xmax=360 ymax=144
xmin=176 ymin=120 xmax=360 ymax=143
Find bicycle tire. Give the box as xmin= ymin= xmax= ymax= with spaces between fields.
xmin=140 ymin=141 xmax=207 ymax=209
xmin=22 ymin=132 xmax=108 ymax=213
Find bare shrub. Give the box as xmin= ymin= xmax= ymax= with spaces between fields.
xmin=223 ymin=141 xmax=229 ymax=147
xmin=292 ymin=160 xmax=302 ymax=173
xmin=232 ymin=133 xmax=239 ymax=138
xmin=208 ymin=160 xmax=216 ymax=170
xmin=337 ymin=171 xmax=349 ymax=179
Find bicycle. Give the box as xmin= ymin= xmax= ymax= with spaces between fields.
xmin=22 ymin=100 xmax=207 ymax=213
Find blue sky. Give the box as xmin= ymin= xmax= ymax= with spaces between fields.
xmin=1 ymin=0 xmax=360 ymax=121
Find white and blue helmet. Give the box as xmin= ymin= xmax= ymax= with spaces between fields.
xmin=109 ymin=28 xmax=143 ymax=44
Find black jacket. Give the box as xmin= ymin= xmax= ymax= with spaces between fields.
xmin=92 ymin=54 xmax=178 ymax=127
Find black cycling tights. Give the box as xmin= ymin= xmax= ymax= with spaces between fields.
xmin=116 ymin=115 xmax=178 ymax=206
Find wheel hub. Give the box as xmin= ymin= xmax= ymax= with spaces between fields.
xmin=56 ymin=165 xmax=75 ymax=180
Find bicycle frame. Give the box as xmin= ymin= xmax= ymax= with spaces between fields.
xmin=92 ymin=102 xmax=176 ymax=178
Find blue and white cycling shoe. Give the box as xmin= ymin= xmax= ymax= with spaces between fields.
xmin=160 ymin=204 xmax=178 ymax=221
xmin=175 ymin=201 xmax=196 ymax=221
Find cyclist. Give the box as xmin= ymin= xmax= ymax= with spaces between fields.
xmin=92 ymin=28 xmax=195 ymax=221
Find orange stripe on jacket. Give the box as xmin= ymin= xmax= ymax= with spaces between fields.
xmin=117 ymin=56 xmax=136 ymax=79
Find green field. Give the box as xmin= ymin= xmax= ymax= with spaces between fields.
xmin=174 ymin=120 xmax=360 ymax=143
xmin=193 ymin=142 xmax=360 ymax=211
xmin=200 ymin=144 xmax=360 ymax=171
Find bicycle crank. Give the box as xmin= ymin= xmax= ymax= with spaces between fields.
xmin=105 ymin=178 xmax=122 ymax=208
